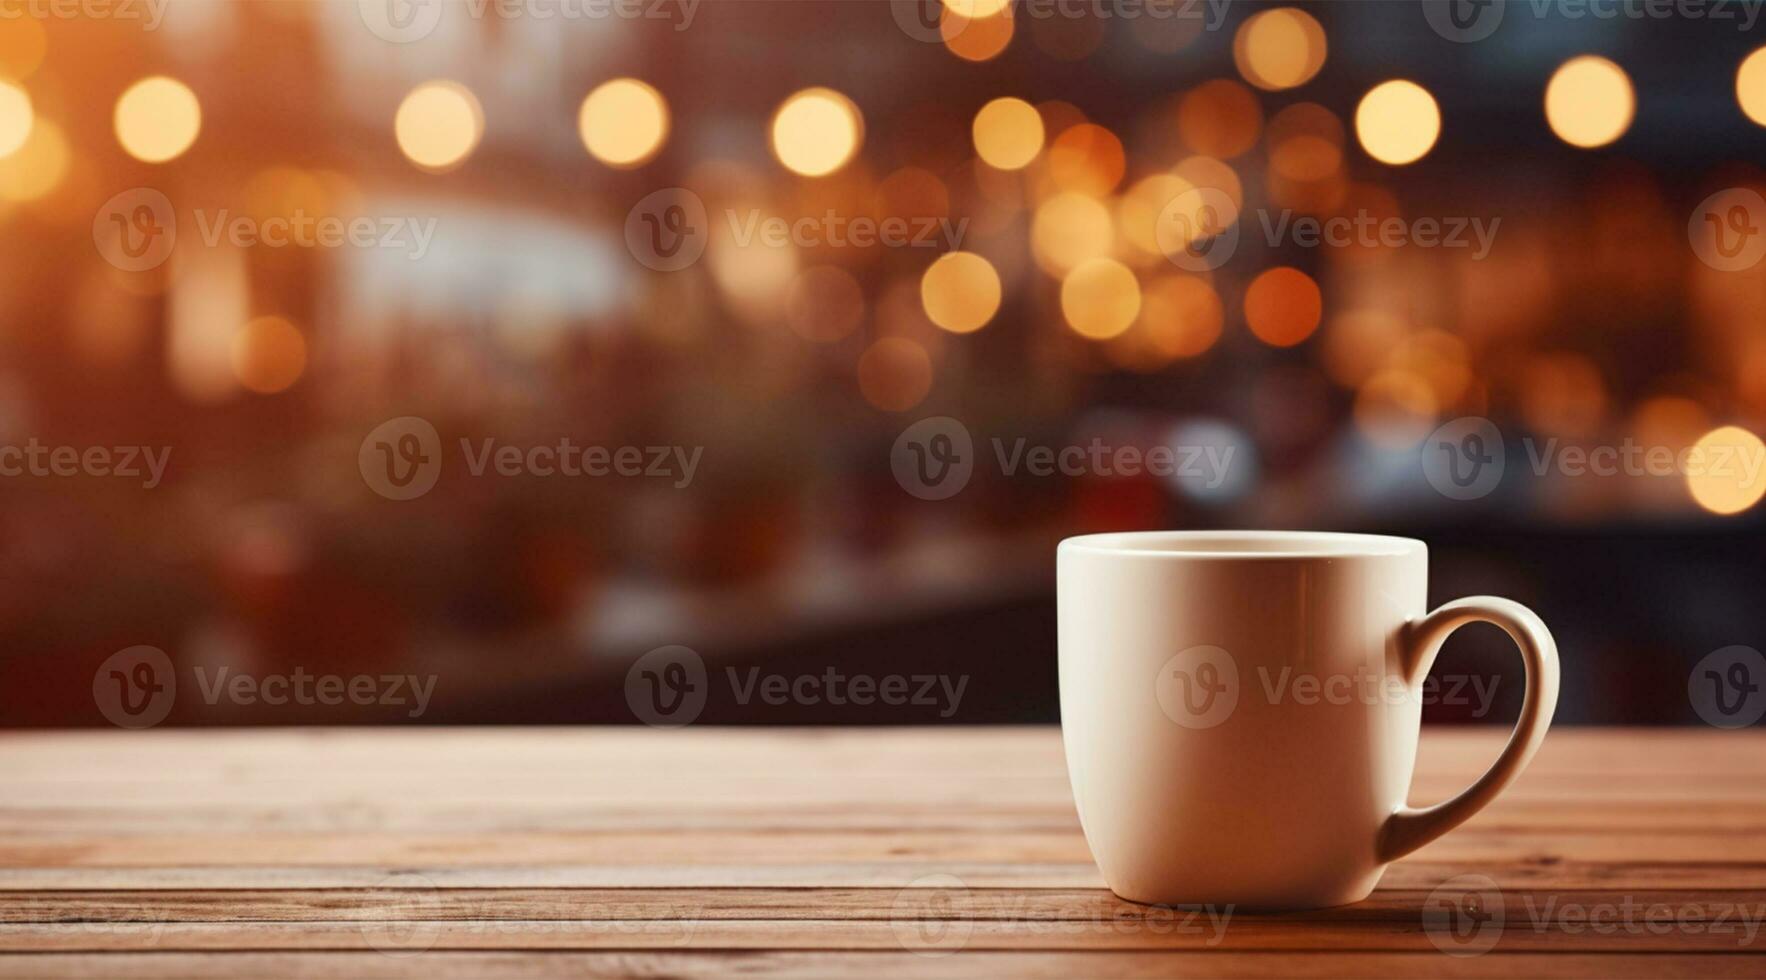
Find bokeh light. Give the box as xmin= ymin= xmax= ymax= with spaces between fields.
xmin=231 ymin=316 xmax=308 ymax=395
xmin=771 ymin=88 xmax=863 ymax=177
xmin=1061 ymin=258 xmax=1141 ymax=340
xmin=0 ymin=80 xmax=31 ymax=159
xmin=0 ymin=117 xmax=67 ymax=201
xmin=1686 ymin=425 xmax=1766 ymax=515
xmin=1114 ymin=275 xmax=1223 ymax=366
xmin=1244 ymin=267 xmax=1322 ymax=347
xmin=920 ymin=251 xmax=1002 ymax=334
xmin=395 ymin=81 xmax=483 ymax=172
xmin=0 ymin=18 xmax=46 ymax=80
xmin=1046 ymin=122 xmax=1125 ymax=195
xmin=578 ymin=78 xmax=668 ymax=168
xmin=785 ymin=265 xmax=865 ymax=342
xmin=1355 ymin=80 xmax=1439 ymax=166
xmin=1738 ymin=46 xmax=1766 ymax=126
xmin=1354 ymin=369 xmax=1439 ymax=448
xmin=943 ymin=6 xmax=1014 ymax=62
xmin=1545 ymin=56 xmax=1634 ymax=149
xmin=1177 ymin=79 xmax=1262 ymax=159
xmin=114 ymin=76 xmax=201 ymax=163
xmin=972 ymin=97 xmax=1044 ymax=170
xmin=1233 ymin=8 xmax=1327 ymax=91
xmin=858 ymin=337 xmax=935 ymax=411
xmin=1032 ymin=192 xmax=1114 ymax=276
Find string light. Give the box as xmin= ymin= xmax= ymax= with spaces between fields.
xmin=115 ymin=76 xmax=200 ymax=163
xmin=1545 ymin=56 xmax=1634 ymax=149
xmin=771 ymin=88 xmax=862 ymax=177
xmin=395 ymin=81 xmax=483 ymax=172
xmin=579 ymin=78 xmax=668 ymax=168
xmin=1355 ymin=80 xmax=1439 ymax=166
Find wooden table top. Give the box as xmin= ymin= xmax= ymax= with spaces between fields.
xmin=1 ymin=727 xmax=1762 ymax=978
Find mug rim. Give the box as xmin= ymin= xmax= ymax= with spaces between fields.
xmin=1059 ymin=529 xmax=1425 ymax=560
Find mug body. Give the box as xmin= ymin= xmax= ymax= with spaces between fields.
xmin=1057 ymin=530 xmax=1429 ymax=909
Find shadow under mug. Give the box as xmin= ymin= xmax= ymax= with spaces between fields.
xmin=1057 ymin=530 xmax=1560 ymax=910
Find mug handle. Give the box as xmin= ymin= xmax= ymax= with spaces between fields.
xmin=1377 ymin=596 xmax=1561 ymax=863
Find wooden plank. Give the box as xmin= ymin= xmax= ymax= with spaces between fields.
xmin=0 ymin=951 xmax=1760 ymax=980
xmin=1 ymin=861 xmax=1763 ymax=892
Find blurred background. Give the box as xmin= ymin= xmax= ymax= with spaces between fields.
xmin=1 ymin=0 xmax=1763 ymax=727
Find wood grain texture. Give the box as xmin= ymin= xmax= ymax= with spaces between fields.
xmin=0 ymin=727 xmax=1762 ymax=978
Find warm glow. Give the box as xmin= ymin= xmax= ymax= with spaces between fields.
xmin=1355 ymin=369 xmax=1439 ymax=448
xmin=1120 ymin=173 xmax=1193 ymax=257
xmin=785 ymin=265 xmax=865 ymax=343
xmin=858 ymin=337 xmax=935 ymax=412
xmin=1355 ymin=80 xmax=1440 ymax=166
xmin=0 ymin=116 xmax=67 ymax=201
xmin=1032 ymin=192 xmax=1114 ymax=276
xmin=1545 ymin=56 xmax=1634 ymax=149
xmin=943 ymin=0 xmax=1011 ymax=15
xmin=579 ymin=78 xmax=668 ymax=168
xmin=771 ymin=88 xmax=863 ymax=177
xmin=1234 ymin=8 xmax=1327 ymax=91
xmin=1061 ymin=258 xmax=1141 ymax=340
xmin=1046 ymin=123 xmax=1125 ymax=195
xmin=1244 ymin=267 xmax=1322 ymax=347
xmin=1739 ymin=47 xmax=1766 ymax=126
xmin=395 ymin=81 xmax=483 ymax=172
xmin=1133 ymin=275 xmax=1224 ymax=360
xmin=0 ymin=80 xmax=30 ymax=159
xmin=943 ymin=7 xmax=1014 ymax=62
xmin=972 ymin=97 xmax=1045 ymax=170
xmin=1686 ymin=426 xmax=1766 ymax=515
xmin=114 ymin=76 xmax=201 ymax=163
xmin=920 ymin=251 xmax=1002 ymax=334
xmin=1177 ymin=79 xmax=1262 ymax=159
xmin=231 ymin=316 xmax=308 ymax=395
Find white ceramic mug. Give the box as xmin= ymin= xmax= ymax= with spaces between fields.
xmin=1058 ymin=531 xmax=1559 ymax=910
